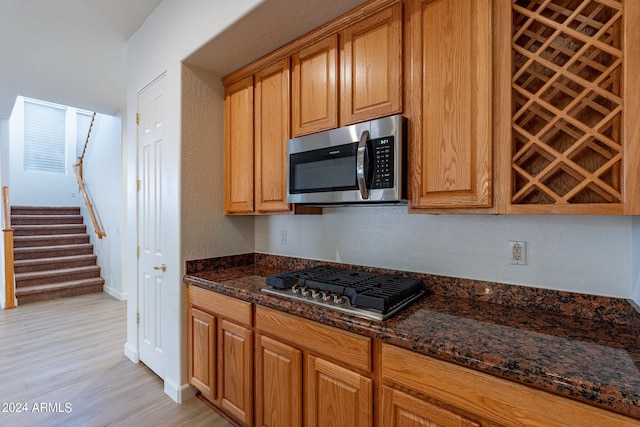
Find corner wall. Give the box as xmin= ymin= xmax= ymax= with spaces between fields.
xmin=180 ymin=64 xmax=254 ymax=263
xmin=81 ymin=112 xmax=125 ymax=300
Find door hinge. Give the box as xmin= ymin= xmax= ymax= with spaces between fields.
xmin=136 ymin=113 xmax=140 ymax=125
xmin=136 ymin=180 xmax=141 ymax=191
xmin=137 ymin=246 xmax=140 ymax=257
xmin=136 ymin=313 xmax=140 ymax=324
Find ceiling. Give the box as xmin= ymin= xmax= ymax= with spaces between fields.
xmin=0 ymin=0 xmax=369 ymax=120
xmin=185 ymin=0 xmax=369 ymax=79
xmin=0 ymin=0 xmax=162 ymax=119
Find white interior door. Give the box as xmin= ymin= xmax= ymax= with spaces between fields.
xmin=137 ymin=75 xmax=166 ymax=378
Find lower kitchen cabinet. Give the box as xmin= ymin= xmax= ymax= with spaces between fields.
xmin=307 ymin=354 xmax=373 ymax=427
xmin=381 ymin=343 xmax=639 ymax=427
xmin=255 ymin=306 xmax=373 ymax=427
xmin=188 ymin=307 xmax=216 ymax=399
xmin=187 ymin=285 xmax=253 ymax=426
xmin=255 ymin=334 xmax=302 ymax=427
xmin=381 ymin=385 xmax=479 ymax=427
xmin=218 ymin=319 xmax=253 ymax=425
xmin=188 ymin=285 xmax=639 ymax=426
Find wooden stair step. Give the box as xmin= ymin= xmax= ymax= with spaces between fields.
xmin=15 ymin=277 xmax=105 ymax=305
xmin=12 ymin=224 xmax=87 ymax=236
xmin=14 ymin=254 xmax=98 ymax=274
xmin=13 ymin=234 xmax=90 ymax=248
xmin=11 ymin=206 xmax=81 ymax=216
xmin=14 ymin=243 xmax=95 ymax=260
xmin=11 ymin=214 xmax=84 ymax=225
xmin=15 ymin=265 xmax=102 ymax=288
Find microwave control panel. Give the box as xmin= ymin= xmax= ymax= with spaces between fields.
xmin=371 ymin=136 xmax=394 ymax=189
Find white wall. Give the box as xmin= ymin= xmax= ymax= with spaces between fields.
xmin=0 ymin=117 xmax=7 ymax=308
xmin=8 ymin=97 xmax=82 ymax=207
xmin=81 ymin=113 xmax=125 ymax=300
xmin=125 ymin=0 xmax=262 ymax=403
xmin=256 ymin=209 xmax=636 ymax=300
xmin=1 ymin=116 xmax=8 ymax=186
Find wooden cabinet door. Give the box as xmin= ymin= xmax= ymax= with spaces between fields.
xmin=292 ymin=35 xmax=338 ymax=137
xmin=341 ymin=3 xmax=402 ymax=126
xmin=224 ymin=75 xmax=254 ymax=213
xmin=306 ymin=355 xmax=372 ymax=427
xmin=408 ymin=0 xmax=492 ymax=209
xmin=254 ymin=59 xmax=291 ymax=213
xmin=188 ymin=307 xmax=216 ymax=399
xmin=218 ymin=319 xmax=253 ymax=426
xmin=381 ymin=386 xmax=480 ymax=427
xmin=255 ymin=334 xmax=302 ymax=427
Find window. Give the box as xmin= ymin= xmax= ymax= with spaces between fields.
xmin=24 ymin=100 xmax=67 ymax=174
xmin=76 ymin=111 xmax=93 ymax=160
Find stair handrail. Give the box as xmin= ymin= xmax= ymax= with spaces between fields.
xmin=77 ymin=112 xmax=96 ymax=179
xmin=2 ymin=186 xmax=10 ymax=230
xmin=2 ymin=186 xmax=16 ymax=309
xmin=73 ymin=112 xmax=106 ymax=239
xmin=73 ymin=163 xmax=106 ymax=239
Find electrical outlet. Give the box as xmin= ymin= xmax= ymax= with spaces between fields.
xmin=281 ymin=230 xmax=287 ymax=246
xmin=509 ymin=241 xmax=527 ymax=265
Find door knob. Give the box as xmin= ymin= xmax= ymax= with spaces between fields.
xmin=154 ymin=264 xmax=167 ymax=272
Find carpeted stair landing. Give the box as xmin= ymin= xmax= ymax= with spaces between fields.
xmin=12 ymin=206 xmax=105 ymax=304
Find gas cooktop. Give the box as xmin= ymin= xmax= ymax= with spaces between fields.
xmin=262 ymin=265 xmax=425 ymax=321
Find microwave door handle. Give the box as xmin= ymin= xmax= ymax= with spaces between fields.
xmin=356 ymin=130 xmax=370 ymax=200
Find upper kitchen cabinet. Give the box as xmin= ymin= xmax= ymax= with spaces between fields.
xmin=340 ymin=3 xmax=403 ymax=126
xmin=407 ymin=0 xmax=493 ymax=210
xmin=291 ymin=35 xmax=339 ymax=137
xmin=224 ymin=76 xmax=254 ymax=214
xmin=254 ymin=59 xmax=292 ymax=213
xmin=223 ymin=61 xmax=292 ymax=215
xmin=502 ymin=0 xmax=640 ymax=214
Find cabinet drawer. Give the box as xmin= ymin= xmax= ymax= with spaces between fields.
xmin=382 ymin=343 xmax=638 ymax=426
xmin=256 ymin=306 xmax=371 ymax=372
xmin=188 ymin=285 xmax=252 ymax=327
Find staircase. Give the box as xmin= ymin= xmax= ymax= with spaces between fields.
xmin=11 ymin=206 xmax=105 ymax=305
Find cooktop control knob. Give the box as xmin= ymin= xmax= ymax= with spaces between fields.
xmin=311 ymin=289 xmax=321 ymax=299
xmin=300 ymin=285 xmax=310 ymax=297
xmin=291 ymin=284 xmax=300 ymax=294
xmin=333 ymin=294 xmax=345 ymax=304
xmin=321 ymin=291 xmax=332 ymax=302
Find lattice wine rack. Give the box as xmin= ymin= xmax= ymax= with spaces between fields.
xmin=511 ymin=0 xmax=623 ymax=207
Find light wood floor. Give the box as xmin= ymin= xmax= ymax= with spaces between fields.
xmin=0 ymin=293 xmax=231 ymax=427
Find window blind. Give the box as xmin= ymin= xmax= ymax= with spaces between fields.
xmin=24 ymin=100 xmax=67 ymax=174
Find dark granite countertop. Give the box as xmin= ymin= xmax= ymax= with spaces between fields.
xmin=184 ymin=254 xmax=640 ymax=420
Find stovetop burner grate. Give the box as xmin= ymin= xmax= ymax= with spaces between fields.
xmin=264 ymin=265 xmax=425 ymax=320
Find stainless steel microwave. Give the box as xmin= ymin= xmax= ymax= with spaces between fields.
xmin=286 ymin=114 xmax=406 ymax=205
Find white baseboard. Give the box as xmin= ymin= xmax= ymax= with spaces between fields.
xmin=164 ymin=378 xmax=197 ymax=403
xmin=103 ymin=285 xmax=127 ymax=301
xmin=124 ymin=342 xmax=139 ymax=363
